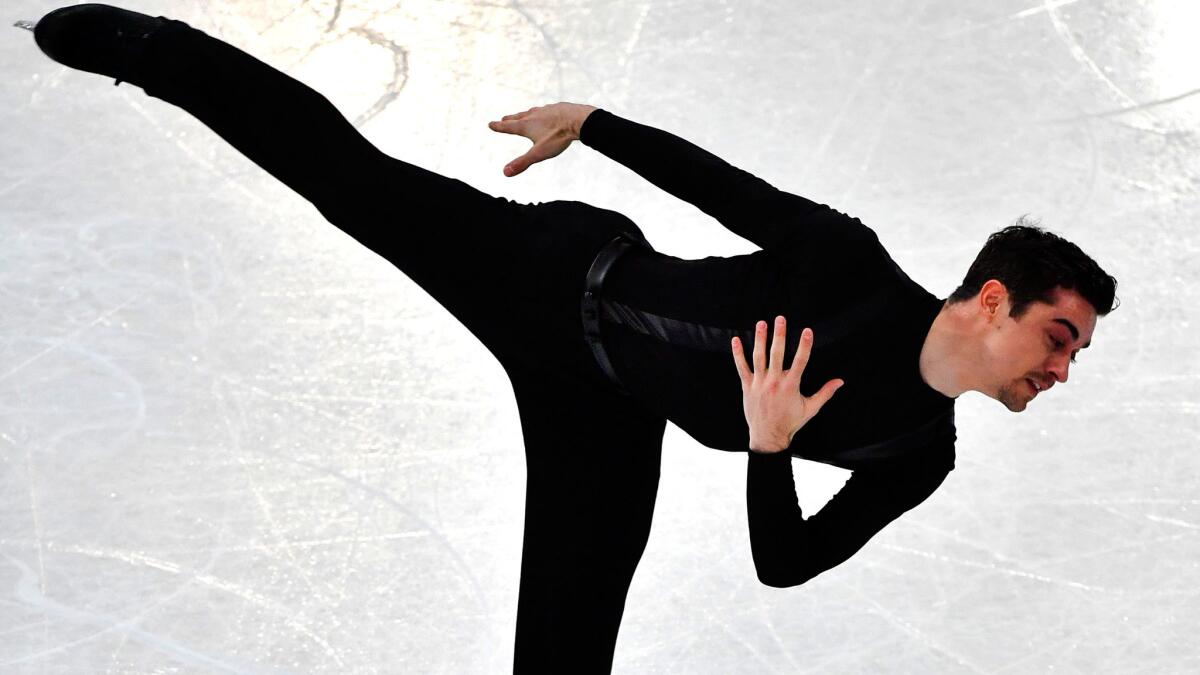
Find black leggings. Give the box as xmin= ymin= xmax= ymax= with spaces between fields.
xmin=138 ymin=19 xmax=666 ymax=673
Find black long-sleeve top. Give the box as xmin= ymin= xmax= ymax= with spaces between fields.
xmin=578 ymin=108 xmax=959 ymax=588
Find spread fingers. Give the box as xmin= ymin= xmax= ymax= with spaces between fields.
xmin=789 ymin=327 xmax=813 ymax=380
xmin=770 ymin=316 xmax=787 ymax=372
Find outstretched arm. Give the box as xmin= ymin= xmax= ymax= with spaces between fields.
xmin=576 ymin=107 xmax=831 ymax=251
xmin=489 ymin=103 xmax=838 ymax=251
xmin=746 ymin=450 xmax=950 ymax=588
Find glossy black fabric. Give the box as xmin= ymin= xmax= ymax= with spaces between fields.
xmin=579 ymin=108 xmax=959 ymax=587
xmin=136 ymin=20 xmax=663 ymax=673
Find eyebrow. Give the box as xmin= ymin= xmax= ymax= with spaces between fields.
xmin=1053 ymin=318 xmax=1091 ymax=349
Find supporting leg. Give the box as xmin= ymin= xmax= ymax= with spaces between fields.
xmin=507 ymin=367 xmax=667 ymax=673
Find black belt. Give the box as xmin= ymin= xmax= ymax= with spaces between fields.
xmin=581 ymin=234 xmax=639 ymax=396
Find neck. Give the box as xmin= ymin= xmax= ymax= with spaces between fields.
xmin=919 ymin=300 xmax=982 ymax=399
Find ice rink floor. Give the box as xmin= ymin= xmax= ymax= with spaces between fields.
xmin=2 ymin=0 xmax=1198 ymax=672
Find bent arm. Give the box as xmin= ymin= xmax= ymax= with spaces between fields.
xmin=745 ymin=450 xmax=951 ymax=588
xmin=577 ymin=108 xmax=830 ymax=251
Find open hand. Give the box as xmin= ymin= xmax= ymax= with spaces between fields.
xmin=731 ymin=316 xmax=844 ymax=453
xmin=487 ymin=102 xmax=584 ymax=177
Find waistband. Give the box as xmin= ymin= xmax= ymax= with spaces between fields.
xmin=581 ymin=234 xmax=640 ymax=396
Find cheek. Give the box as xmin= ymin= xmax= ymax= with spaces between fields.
xmin=1027 ymin=337 xmax=1052 ymax=367
xmin=1001 ymin=333 xmax=1040 ymax=368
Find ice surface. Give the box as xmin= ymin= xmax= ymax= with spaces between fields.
xmin=2 ymin=0 xmax=1197 ymax=672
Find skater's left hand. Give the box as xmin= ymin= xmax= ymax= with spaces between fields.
xmin=731 ymin=316 xmax=844 ymax=453
xmin=487 ymin=102 xmax=595 ymax=177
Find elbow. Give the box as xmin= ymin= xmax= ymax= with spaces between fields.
xmin=756 ymin=573 xmax=799 ymax=589
xmin=750 ymin=543 xmax=822 ymax=588
xmin=754 ymin=564 xmax=818 ymax=589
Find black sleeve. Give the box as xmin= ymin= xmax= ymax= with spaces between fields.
xmin=745 ymin=450 xmax=950 ymax=588
xmin=579 ymin=108 xmax=855 ymax=252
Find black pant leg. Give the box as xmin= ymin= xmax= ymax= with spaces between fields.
xmin=128 ymin=19 xmax=669 ymax=671
xmin=133 ymin=18 xmax=662 ymax=383
xmin=135 ymin=18 xmax=538 ymax=362
xmin=138 ymin=20 xmax=397 ymax=239
xmin=508 ymin=367 xmax=667 ymax=673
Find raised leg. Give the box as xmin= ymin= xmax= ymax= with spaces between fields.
xmin=136 ymin=19 xmax=539 ymax=340
xmin=35 ymin=9 xmax=548 ymax=362
xmin=34 ymin=6 xmax=658 ymax=378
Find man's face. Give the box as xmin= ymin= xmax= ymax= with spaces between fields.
xmin=985 ymin=284 xmax=1098 ymax=412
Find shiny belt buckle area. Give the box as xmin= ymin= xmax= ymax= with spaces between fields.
xmin=581 ymin=235 xmax=637 ymax=395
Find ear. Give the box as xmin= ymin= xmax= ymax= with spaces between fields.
xmin=979 ymin=279 xmax=1008 ymax=320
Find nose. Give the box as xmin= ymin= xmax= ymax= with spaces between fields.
xmin=1047 ymin=356 xmax=1071 ymax=385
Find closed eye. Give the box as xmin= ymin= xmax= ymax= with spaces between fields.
xmin=1050 ymin=335 xmax=1078 ymax=363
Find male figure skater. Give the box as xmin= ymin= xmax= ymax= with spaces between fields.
xmin=24 ymin=5 xmax=1118 ymax=673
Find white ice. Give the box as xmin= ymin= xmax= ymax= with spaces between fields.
xmin=2 ymin=0 xmax=1198 ymax=672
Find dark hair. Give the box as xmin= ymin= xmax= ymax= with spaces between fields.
xmin=946 ymin=215 xmax=1119 ymax=320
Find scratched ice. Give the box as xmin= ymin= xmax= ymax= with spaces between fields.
xmin=2 ymin=1 xmax=1197 ymax=672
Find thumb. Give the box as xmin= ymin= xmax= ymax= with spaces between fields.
xmin=504 ymin=159 xmax=525 ymax=177
xmin=505 ymin=139 xmax=563 ymax=177
xmin=505 ymin=146 xmax=545 ymax=177
xmin=807 ymin=379 xmax=845 ymax=413
xmin=505 ymin=151 xmax=541 ymax=177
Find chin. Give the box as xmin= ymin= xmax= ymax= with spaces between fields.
xmin=997 ymin=385 xmax=1029 ymax=412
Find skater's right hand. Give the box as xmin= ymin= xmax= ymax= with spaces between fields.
xmin=732 ymin=318 xmax=845 ymax=454
xmin=487 ymin=102 xmax=597 ymax=177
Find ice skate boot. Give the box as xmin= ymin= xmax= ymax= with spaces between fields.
xmin=30 ymin=4 xmax=170 ymax=87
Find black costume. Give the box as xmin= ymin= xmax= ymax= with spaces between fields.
xmin=578 ymin=109 xmax=959 ymax=587
xmin=113 ymin=17 xmax=957 ymax=673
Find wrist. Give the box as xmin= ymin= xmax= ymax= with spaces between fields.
xmin=749 ymin=425 xmax=796 ymax=453
xmin=749 ymin=438 xmax=790 ymax=454
xmin=569 ymin=104 xmax=599 ymax=140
